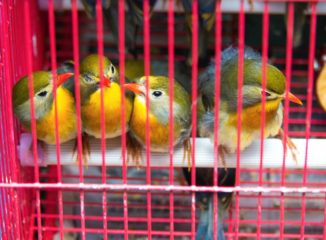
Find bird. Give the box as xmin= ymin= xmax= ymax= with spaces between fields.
xmin=79 ymin=54 xmax=133 ymax=139
xmin=179 ymin=0 xmax=216 ymax=67
xmin=80 ymin=0 xmax=158 ymax=58
xmin=124 ymin=75 xmax=192 ymax=166
xmin=184 ymin=46 xmax=303 ymax=239
xmin=123 ymin=59 xmax=146 ymax=81
xmin=285 ymin=2 xmax=308 ymax=48
xmin=182 ymin=168 xmax=235 ymax=240
xmin=198 ymin=47 xmax=302 ymax=157
xmin=12 ymin=71 xmax=76 ymax=144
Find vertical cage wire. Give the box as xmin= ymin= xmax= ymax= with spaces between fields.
xmin=213 ymin=0 xmax=222 ymax=239
xmin=118 ymin=0 xmax=129 ymax=239
xmin=235 ymin=0 xmax=245 ymax=238
xmin=167 ymin=0 xmax=175 ymax=239
xmin=143 ymin=0 xmax=153 ymax=239
xmin=1 ymin=0 xmax=326 ymax=239
xmin=190 ymin=1 xmax=198 ymax=239
xmin=257 ymin=1 xmax=269 ymax=239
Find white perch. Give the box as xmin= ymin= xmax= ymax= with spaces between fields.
xmin=19 ymin=133 xmax=326 ymax=169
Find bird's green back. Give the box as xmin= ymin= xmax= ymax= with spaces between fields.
xmin=199 ymin=47 xmax=286 ymax=112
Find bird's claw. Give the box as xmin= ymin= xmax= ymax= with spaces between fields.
xmin=277 ymin=128 xmax=299 ymax=164
xmin=126 ymin=134 xmax=143 ymax=168
xmin=183 ymin=138 xmax=192 ymax=171
xmin=218 ymin=145 xmax=228 ymax=171
xmin=72 ymin=133 xmax=90 ymax=168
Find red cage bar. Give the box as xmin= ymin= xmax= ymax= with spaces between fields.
xmin=1 ymin=0 xmax=326 ymax=239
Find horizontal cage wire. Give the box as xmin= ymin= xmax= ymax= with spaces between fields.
xmin=1 ymin=0 xmax=326 ymax=239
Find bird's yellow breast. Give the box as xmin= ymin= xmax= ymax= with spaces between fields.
xmin=219 ymin=99 xmax=283 ymax=152
xmin=36 ymin=87 xmax=77 ymax=144
xmin=81 ymin=82 xmax=133 ymax=138
xmin=227 ymin=98 xmax=282 ymax=130
xmin=130 ymin=97 xmax=183 ymax=151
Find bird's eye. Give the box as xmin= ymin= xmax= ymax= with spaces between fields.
xmin=84 ymin=74 xmax=94 ymax=83
xmin=152 ymin=90 xmax=163 ymax=97
xmin=37 ymin=91 xmax=48 ymax=97
xmin=262 ymin=91 xmax=272 ymax=97
xmin=111 ymin=65 xmax=115 ymax=74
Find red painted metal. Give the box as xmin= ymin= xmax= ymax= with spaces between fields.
xmin=167 ymin=0 xmax=175 ymax=239
xmin=144 ymin=0 xmax=152 ymax=239
xmin=257 ymin=2 xmax=269 ymax=239
xmin=191 ymin=1 xmax=198 ymax=239
xmin=118 ymin=1 xmax=129 ymax=239
xmin=235 ymin=0 xmax=245 ymax=238
xmin=213 ymin=0 xmax=222 ymax=239
xmin=71 ymin=1 xmax=86 ymax=239
xmin=1 ymin=0 xmax=326 ymax=239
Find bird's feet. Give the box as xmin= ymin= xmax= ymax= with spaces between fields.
xmin=277 ymin=128 xmax=298 ymax=164
xmin=72 ymin=133 xmax=90 ymax=167
xmin=126 ymin=133 xmax=143 ymax=168
xmin=218 ymin=145 xmax=228 ymax=171
xmin=183 ymin=138 xmax=192 ymax=170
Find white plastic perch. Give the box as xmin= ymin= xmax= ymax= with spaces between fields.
xmin=18 ymin=133 xmax=325 ymax=169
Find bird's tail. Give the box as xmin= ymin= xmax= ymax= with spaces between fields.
xmin=196 ymin=193 xmax=225 ymax=240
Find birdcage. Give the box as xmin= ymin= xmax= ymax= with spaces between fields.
xmin=1 ymin=0 xmax=326 ymax=239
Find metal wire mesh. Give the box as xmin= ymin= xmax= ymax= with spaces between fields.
xmin=1 ymin=0 xmax=326 ymax=239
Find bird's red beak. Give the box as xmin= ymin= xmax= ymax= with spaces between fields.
xmin=56 ymin=72 xmax=74 ymax=86
xmin=102 ymin=76 xmax=111 ymax=88
xmin=124 ymin=83 xmax=143 ymax=95
xmin=288 ymin=92 xmax=303 ymax=105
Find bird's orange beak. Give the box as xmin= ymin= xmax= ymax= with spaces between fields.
xmin=124 ymin=83 xmax=143 ymax=95
xmin=56 ymin=72 xmax=74 ymax=86
xmin=288 ymin=92 xmax=303 ymax=105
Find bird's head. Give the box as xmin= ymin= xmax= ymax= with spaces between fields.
xmin=79 ymin=54 xmax=118 ymax=101
xmin=124 ymin=76 xmax=191 ymax=125
xmin=12 ymin=71 xmax=73 ymax=122
xmin=221 ymin=59 xmax=302 ymax=111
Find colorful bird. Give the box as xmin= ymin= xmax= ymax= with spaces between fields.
xmin=198 ymin=47 xmax=302 ymax=156
xmin=12 ymin=71 xmax=76 ymax=144
xmin=180 ymin=0 xmax=216 ymax=67
xmin=124 ymin=75 xmax=192 ymax=165
xmin=79 ymin=54 xmax=133 ymax=139
xmin=285 ymin=2 xmax=308 ymax=48
xmin=80 ymin=0 xmax=157 ymax=58
xmin=182 ymin=168 xmax=235 ymax=240
xmin=185 ymin=47 xmax=303 ymax=239
xmin=123 ymin=59 xmax=146 ymax=81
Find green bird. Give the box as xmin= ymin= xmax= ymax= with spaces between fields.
xmin=79 ymin=54 xmax=133 ymax=139
xmin=184 ymin=47 xmax=303 ymax=239
xmin=12 ymin=71 xmax=76 ymax=144
xmin=124 ymin=75 xmax=192 ymax=166
xmin=198 ymin=47 xmax=302 ymax=155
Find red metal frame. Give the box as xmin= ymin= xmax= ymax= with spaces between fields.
xmin=1 ymin=0 xmax=326 ymax=239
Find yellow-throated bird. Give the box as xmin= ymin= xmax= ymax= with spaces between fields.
xmin=79 ymin=54 xmax=133 ymax=139
xmin=124 ymin=76 xmax=192 ymax=165
xmin=184 ymin=47 xmax=303 ymax=239
xmin=198 ymin=47 xmax=302 ymax=157
xmin=12 ymin=71 xmax=76 ymax=144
